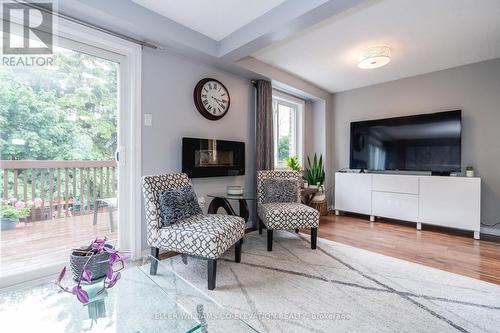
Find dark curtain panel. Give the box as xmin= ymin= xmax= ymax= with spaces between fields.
xmin=255 ymin=80 xmax=274 ymax=170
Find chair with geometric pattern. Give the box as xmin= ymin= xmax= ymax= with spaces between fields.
xmin=142 ymin=173 xmax=245 ymax=290
xmin=257 ymin=170 xmax=320 ymax=251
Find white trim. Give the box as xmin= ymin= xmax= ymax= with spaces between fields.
xmin=272 ymin=90 xmax=305 ymax=169
xmin=0 ymin=263 xmax=63 ymax=290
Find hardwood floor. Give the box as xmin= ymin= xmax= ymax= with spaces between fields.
xmin=302 ymin=213 xmax=500 ymax=285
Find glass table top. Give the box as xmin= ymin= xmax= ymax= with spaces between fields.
xmin=0 ymin=256 xmax=258 ymax=333
xmin=207 ymin=192 xmax=256 ymax=200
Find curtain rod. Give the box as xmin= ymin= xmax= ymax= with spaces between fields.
xmin=18 ymin=1 xmax=158 ymax=49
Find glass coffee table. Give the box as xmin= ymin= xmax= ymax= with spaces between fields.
xmin=0 ymin=256 xmax=258 ymax=332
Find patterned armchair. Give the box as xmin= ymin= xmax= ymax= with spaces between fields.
xmin=142 ymin=173 xmax=245 ymax=290
xmin=257 ymin=170 xmax=319 ymax=251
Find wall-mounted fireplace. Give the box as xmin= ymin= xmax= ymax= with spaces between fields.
xmin=182 ymin=137 xmax=245 ymax=178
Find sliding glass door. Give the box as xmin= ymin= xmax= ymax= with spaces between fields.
xmin=0 ymin=14 xmax=140 ymax=286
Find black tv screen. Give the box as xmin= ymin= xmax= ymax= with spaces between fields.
xmin=349 ymin=110 xmax=461 ymax=173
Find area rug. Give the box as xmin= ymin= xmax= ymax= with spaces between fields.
xmin=161 ymin=231 xmax=500 ymax=333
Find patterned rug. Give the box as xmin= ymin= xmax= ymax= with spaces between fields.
xmin=162 ymin=231 xmax=500 ymax=333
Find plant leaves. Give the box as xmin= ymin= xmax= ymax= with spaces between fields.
xmin=107 ymin=272 xmax=121 ymax=289
xmin=82 ymin=267 xmax=93 ymax=283
xmin=57 ymin=266 xmax=66 ymax=284
xmin=106 ymin=265 xmax=113 ymax=280
xmin=72 ymin=285 xmax=89 ymax=304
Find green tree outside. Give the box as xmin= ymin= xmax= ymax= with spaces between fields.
xmin=278 ymin=136 xmax=290 ymax=161
xmin=0 ymin=47 xmax=118 ymax=161
xmin=0 ymin=46 xmax=118 ymax=204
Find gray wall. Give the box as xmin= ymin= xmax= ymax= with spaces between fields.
xmin=141 ymin=49 xmax=255 ymax=249
xmin=333 ymin=58 xmax=500 ymax=229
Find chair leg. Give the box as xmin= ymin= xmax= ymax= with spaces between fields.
xmin=258 ymin=219 xmax=263 ymax=235
xmin=207 ymin=259 xmax=217 ymax=290
xmin=311 ymin=227 xmax=318 ymax=249
xmin=235 ymin=238 xmax=242 ymax=263
xmin=267 ymin=229 xmax=273 ymax=251
xmin=295 ymin=228 xmax=299 ymax=233
xmin=150 ymin=247 xmax=159 ymax=275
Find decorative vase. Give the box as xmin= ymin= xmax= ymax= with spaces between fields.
xmin=83 ymin=283 xmax=108 ymax=322
xmin=1 ymin=218 xmax=19 ymax=231
xmin=70 ymin=245 xmax=112 ymax=282
xmin=466 ymin=170 xmax=474 ymax=177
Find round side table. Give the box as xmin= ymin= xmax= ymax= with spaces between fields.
xmin=206 ymin=192 xmax=256 ymax=223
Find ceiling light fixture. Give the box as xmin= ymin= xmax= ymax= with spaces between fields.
xmin=357 ymin=45 xmax=391 ymax=69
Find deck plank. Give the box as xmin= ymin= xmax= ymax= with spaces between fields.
xmin=0 ymin=211 xmax=117 ymax=277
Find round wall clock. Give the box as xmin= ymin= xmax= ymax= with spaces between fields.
xmin=193 ymin=78 xmax=230 ymax=120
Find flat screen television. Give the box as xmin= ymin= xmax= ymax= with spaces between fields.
xmin=349 ymin=110 xmax=461 ymax=173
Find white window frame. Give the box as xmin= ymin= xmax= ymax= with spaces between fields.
xmin=0 ymin=11 xmax=142 ymax=288
xmin=272 ymin=90 xmax=305 ymax=169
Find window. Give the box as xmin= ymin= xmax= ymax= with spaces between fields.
xmin=272 ymin=91 xmax=304 ymax=168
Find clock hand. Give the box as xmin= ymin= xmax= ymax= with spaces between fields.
xmin=211 ymin=96 xmax=224 ymax=103
xmin=211 ymin=97 xmax=224 ymax=107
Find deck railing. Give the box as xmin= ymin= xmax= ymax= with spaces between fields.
xmin=0 ymin=160 xmax=117 ymax=221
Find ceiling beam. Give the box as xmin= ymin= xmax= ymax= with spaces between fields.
xmin=218 ymin=0 xmax=367 ymax=62
xmin=57 ymin=0 xmax=219 ymax=57
xmin=56 ymin=0 xmax=371 ymax=82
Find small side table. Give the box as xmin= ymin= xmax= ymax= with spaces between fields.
xmin=300 ymin=188 xmax=318 ymax=205
xmin=207 ymin=193 xmax=256 ymax=223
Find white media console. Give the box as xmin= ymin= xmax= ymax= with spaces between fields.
xmin=334 ymin=172 xmax=481 ymax=239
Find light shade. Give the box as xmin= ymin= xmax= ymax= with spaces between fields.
xmin=358 ymin=45 xmax=391 ymax=69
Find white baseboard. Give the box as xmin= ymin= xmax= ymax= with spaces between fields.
xmin=480 ymin=226 xmax=500 ymax=237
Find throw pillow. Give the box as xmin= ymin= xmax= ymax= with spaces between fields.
xmin=262 ymin=178 xmax=299 ymax=204
xmin=159 ymin=186 xmax=202 ymax=226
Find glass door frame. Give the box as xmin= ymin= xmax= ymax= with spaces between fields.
xmin=0 ymin=11 xmax=142 ymax=288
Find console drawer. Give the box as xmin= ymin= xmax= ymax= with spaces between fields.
xmin=372 ymin=191 xmax=419 ymax=222
xmin=372 ymin=174 xmax=419 ymax=194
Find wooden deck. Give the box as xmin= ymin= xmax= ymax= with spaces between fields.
xmin=0 ymin=210 xmax=117 ymax=278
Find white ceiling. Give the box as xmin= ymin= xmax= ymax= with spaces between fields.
xmin=132 ymin=0 xmax=286 ymax=41
xmin=252 ymin=0 xmax=500 ymax=92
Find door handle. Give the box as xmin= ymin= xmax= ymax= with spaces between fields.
xmin=115 ymin=147 xmax=126 ymax=166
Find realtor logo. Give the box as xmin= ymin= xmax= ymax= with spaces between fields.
xmin=2 ymin=1 xmax=53 ymax=54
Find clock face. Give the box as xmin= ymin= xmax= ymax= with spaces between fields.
xmin=194 ymin=78 xmax=230 ymax=120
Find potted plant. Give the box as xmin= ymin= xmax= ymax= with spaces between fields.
xmin=286 ymin=156 xmax=305 ymax=187
xmin=0 ymin=199 xmax=31 ymax=230
xmin=305 ymin=154 xmax=325 ymax=189
xmin=56 ymin=237 xmax=128 ymax=304
xmin=466 ymin=166 xmax=474 ymax=177
xmin=285 ymin=156 xmax=302 ymax=172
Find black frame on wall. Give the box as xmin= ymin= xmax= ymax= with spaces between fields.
xmin=182 ymin=137 xmax=245 ymax=178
